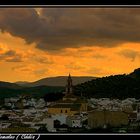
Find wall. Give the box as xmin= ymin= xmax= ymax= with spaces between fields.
xmin=48 ymin=107 xmax=78 ymax=116
xmin=88 ymin=110 xmax=129 ymax=128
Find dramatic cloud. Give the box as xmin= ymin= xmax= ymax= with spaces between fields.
xmin=34 ymin=57 xmax=53 ymax=64
xmin=0 ymin=49 xmax=24 ymax=62
xmin=117 ymin=49 xmax=140 ymax=61
xmin=0 ymin=8 xmax=140 ymax=51
xmin=1 ymin=8 xmax=140 ymax=82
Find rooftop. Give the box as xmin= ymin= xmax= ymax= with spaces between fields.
xmin=63 ymin=94 xmax=78 ymax=99
xmin=48 ymin=103 xmax=81 ymax=111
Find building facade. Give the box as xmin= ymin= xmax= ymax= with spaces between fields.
xmin=88 ymin=110 xmax=129 ymax=128
xmin=48 ymin=74 xmax=88 ymax=116
xmin=66 ymin=115 xmax=82 ymax=128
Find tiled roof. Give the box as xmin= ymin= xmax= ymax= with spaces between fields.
xmin=63 ymin=94 xmax=78 ymax=98
xmin=128 ymin=113 xmax=137 ymax=119
xmin=48 ymin=103 xmax=81 ymax=111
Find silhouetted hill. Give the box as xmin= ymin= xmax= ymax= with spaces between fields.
xmin=0 ymin=81 xmax=22 ymax=89
xmin=0 ymin=76 xmax=95 ymax=99
xmin=2 ymin=68 xmax=140 ymax=100
xmin=129 ymin=68 xmax=140 ymax=80
xmin=15 ymin=76 xmax=96 ymax=87
xmin=73 ymin=68 xmax=140 ymax=99
xmin=15 ymin=81 xmax=30 ymax=86
xmin=0 ymin=82 xmax=64 ymax=99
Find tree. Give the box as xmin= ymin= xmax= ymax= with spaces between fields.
xmin=54 ymin=120 xmax=61 ymax=128
xmin=0 ymin=114 xmax=9 ymax=120
xmin=37 ymin=125 xmax=49 ymax=133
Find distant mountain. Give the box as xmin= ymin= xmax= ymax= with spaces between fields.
xmin=0 ymin=83 xmax=64 ymax=99
xmin=15 ymin=76 xmax=96 ymax=87
xmin=0 ymin=76 xmax=96 ymax=99
xmin=1 ymin=68 xmax=140 ymax=100
xmin=15 ymin=81 xmax=30 ymax=86
xmin=0 ymin=81 xmax=22 ymax=89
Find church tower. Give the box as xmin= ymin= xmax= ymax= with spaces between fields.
xmin=65 ymin=73 xmax=73 ymax=94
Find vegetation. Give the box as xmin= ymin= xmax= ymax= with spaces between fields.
xmin=1 ymin=67 xmax=140 ymax=100
xmin=9 ymin=122 xmax=31 ymax=128
xmin=0 ymin=127 xmax=36 ymax=132
xmin=43 ymin=92 xmax=65 ymax=102
xmin=0 ymin=114 xmax=9 ymax=120
xmin=37 ymin=125 xmax=49 ymax=133
xmin=73 ymin=68 xmax=140 ymax=99
xmin=0 ymin=85 xmax=64 ymax=99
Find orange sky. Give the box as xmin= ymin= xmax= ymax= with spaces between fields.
xmin=0 ymin=8 xmax=140 ymax=82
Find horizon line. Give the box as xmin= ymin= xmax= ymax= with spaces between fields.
xmin=0 ymin=71 xmax=132 ymax=83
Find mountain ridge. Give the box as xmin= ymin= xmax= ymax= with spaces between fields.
xmin=15 ymin=76 xmax=97 ymax=87
xmin=73 ymin=67 xmax=140 ymax=99
xmin=0 ymin=81 xmax=22 ymax=89
xmin=1 ymin=68 xmax=140 ymax=99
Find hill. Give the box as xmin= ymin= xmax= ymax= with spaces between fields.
xmin=15 ymin=76 xmax=96 ymax=87
xmin=2 ymin=68 xmax=140 ymax=100
xmin=129 ymin=68 xmax=140 ymax=80
xmin=0 ymin=82 xmax=64 ymax=99
xmin=73 ymin=68 xmax=140 ymax=99
xmin=0 ymin=81 xmax=22 ymax=89
xmin=0 ymin=76 xmax=95 ymax=99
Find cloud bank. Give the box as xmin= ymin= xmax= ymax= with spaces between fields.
xmin=0 ymin=8 xmax=140 ymax=52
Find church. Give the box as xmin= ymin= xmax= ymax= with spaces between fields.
xmin=47 ymin=74 xmax=88 ymax=116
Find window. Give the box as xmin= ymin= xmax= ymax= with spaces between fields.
xmin=61 ymin=110 xmax=63 ymax=113
xmin=65 ymin=110 xmax=67 ymax=113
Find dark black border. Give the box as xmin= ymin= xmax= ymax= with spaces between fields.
xmin=0 ymin=0 xmax=140 ymax=5
xmin=0 ymin=3 xmax=140 ymax=139
xmin=0 ymin=5 xmax=140 ymax=8
xmin=0 ymin=134 xmax=139 ymax=140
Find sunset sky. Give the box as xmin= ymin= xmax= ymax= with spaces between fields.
xmin=0 ymin=8 xmax=140 ymax=82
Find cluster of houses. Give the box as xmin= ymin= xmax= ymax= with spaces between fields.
xmin=87 ymin=98 xmax=140 ymax=130
xmin=4 ymin=97 xmax=46 ymax=109
xmin=1 ymin=74 xmax=140 ymax=132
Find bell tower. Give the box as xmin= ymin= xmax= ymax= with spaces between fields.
xmin=65 ymin=73 xmax=73 ymax=94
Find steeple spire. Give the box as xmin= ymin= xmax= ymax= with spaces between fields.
xmin=68 ymin=73 xmax=71 ymax=77
xmin=65 ymin=73 xmax=73 ymax=94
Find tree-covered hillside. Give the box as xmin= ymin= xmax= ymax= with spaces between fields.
xmin=73 ymin=68 xmax=140 ymax=99
xmin=0 ymin=85 xmax=64 ymax=99
xmin=1 ymin=67 xmax=140 ymax=100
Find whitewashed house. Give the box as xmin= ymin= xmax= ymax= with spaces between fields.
xmin=66 ymin=115 xmax=82 ymax=128
xmin=36 ymin=98 xmax=46 ymax=108
xmin=52 ymin=114 xmax=67 ymax=125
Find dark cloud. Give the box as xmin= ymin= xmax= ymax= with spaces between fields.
xmin=5 ymin=50 xmax=16 ymax=56
xmin=0 ymin=50 xmax=23 ymax=62
xmin=1 ymin=8 xmax=140 ymax=51
xmin=117 ymin=49 xmax=140 ymax=61
xmin=6 ymin=57 xmax=22 ymax=62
